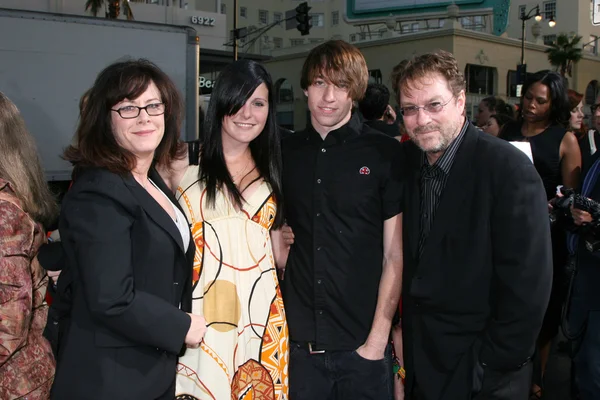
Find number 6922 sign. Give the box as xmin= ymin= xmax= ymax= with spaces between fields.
xmin=191 ymin=16 xmax=216 ymax=26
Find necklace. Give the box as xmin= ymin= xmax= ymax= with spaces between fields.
xmin=230 ymin=155 xmax=252 ymax=181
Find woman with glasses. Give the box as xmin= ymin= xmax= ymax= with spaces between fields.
xmin=501 ymin=70 xmax=581 ymax=400
xmin=51 ymin=59 xmax=207 ymax=400
xmin=158 ymin=59 xmax=289 ymax=400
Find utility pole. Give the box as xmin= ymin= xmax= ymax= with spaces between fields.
xmin=233 ymin=0 xmax=238 ymax=61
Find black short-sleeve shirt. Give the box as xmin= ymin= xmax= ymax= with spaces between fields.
xmin=281 ymin=112 xmax=403 ymax=351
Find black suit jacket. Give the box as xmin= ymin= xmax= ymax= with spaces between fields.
xmin=51 ymin=167 xmax=194 ymax=400
xmin=401 ymin=124 xmax=552 ymax=399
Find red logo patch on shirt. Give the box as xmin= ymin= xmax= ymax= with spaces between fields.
xmin=359 ymin=166 xmax=370 ymax=175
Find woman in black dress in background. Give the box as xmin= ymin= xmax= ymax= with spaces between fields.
xmin=501 ymin=71 xmax=581 ymax=399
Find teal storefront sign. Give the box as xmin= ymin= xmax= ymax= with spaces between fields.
xmin=346 ymin=0 xmax=511 ymax=36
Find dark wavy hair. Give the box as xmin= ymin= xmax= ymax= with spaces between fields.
xmin=358 ymin=83 xmax=390 ymax=120
xmin=481 ymin=96 xmax=515 ymax=118
xmin=519 ymin=70 xmax=570 ymax=127
xmin=200 ymin=60 xmax=284 ymax=228
xmin=64 ymin=59 xmax=184 ymax=175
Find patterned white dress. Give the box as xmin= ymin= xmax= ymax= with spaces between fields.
xmin=175 ymin=165 xmax=289 ymax=400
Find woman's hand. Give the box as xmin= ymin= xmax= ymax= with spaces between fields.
xmin=571 ymin=205 xmax=593 ymax=226
xmin=271 ymin=223 xmax=295 ymax=270
xmin=185 ymin=313 xmax=207 ymax=348
xmin=47 ymin=270 xmax=61 ymax=285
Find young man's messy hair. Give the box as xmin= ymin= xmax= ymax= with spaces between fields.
xmin=300 ymin=40 xmax=368 ymax=101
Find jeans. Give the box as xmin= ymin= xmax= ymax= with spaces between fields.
xmin=289 ymin=342 xmax=393 ymax=400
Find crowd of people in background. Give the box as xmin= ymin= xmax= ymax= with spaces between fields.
xmin=1 ymin=38 xmax=600 ymax=400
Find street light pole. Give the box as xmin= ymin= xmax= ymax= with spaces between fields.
xmin=233 ymin=0 xmax=238 ymax=61
xmin=519 ymin=5 xmax=542 ymax=67
xmin=520 ymin=15 xmax=526 ymax=66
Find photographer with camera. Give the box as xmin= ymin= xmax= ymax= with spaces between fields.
xmin=564 ymin=155 xmax=600 ymax=399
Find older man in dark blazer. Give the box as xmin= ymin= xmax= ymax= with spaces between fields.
xmin=396 ymin=50 xmax=552 ymax=399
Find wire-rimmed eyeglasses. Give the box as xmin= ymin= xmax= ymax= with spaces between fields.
xmin=400 ymin=96 xmax=455 ymax=117
xmin=111 ymin=103 xmax=165 ymax=119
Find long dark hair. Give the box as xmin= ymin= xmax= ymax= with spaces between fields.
xmin=482 ymin=96 xmax=515 ymax=118
xmin=200 ymin=60 xmax=283 ymax=228
xmin=64 ymin=59 xmax=185 ymax=175
xmin=519 ymin=70 xmax=570 ymax=127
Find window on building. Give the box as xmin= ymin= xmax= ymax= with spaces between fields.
xmin=359 ymin=32 xmax=366 ymax=40
xmin=518 ymin=5 xmax=526 ymax=17
xmin=274 ymin=12 xmax=283 ymax=25
xmin=465 ymin=64 xmax=495 ymax=95
xmin=411 ymin=22 xmax=420 ymax=32
xmin=309 ymin=38 xmax=324 ymax=44
xmin=276 ymin=79 xmax=294 ymax=104
xmin=263 ymin=35 xmax=269 ymax=44
xmin=291 ymin=38 xmax=304 ymax=46
xmin=220 ymin=3 xmax=226 ymax=14
xmin=543 ymin=1 xmax=556 ymax=19
xmin=350 ymin=33 xmax=356 ymax=42
xmin=259 ymin=10 xmax=268 ymax=24
xmin=310 ymin=13 xmax=325 ymax=27
xmin=543 ymin=34 xmax=557 ymax=45
xmin=428 ymin=19 xmax=439 ymax=29
xmin=586 ymin=80 xmax=599 ymax=105
xmin=378 ymin=27 xmax=387 ymax=37
xmin=461 ymin=16 xmax=485 ymax=32
xmin=439 ymin=18 xmax=446 ymax=27
xmin=586 ymin=35 xmax=599 ymax=55
xmin=507 ymin=70 xmax=534 ymax=97
xmin=240 ymin=7 xmax=247 ymax=18
xmin=273 ymin=37 xmax=283 ymax=48
xmin=332 ymin=11 xmax=339 ymax=26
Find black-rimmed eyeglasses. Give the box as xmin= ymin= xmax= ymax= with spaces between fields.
xmin=111 ymin=103 xmax=165 ymax=119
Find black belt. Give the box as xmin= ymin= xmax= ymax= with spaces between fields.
xmin=291 ymin=340 xmax=326 ymax=354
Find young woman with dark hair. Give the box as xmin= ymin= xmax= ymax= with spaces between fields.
xmin=159 ymin=59 xmax=288 ymax=399
xmin=51 ymin=59 xmax=207 ymax=400
xmin=475 ymin=96 xmax=515 ymax=127
xmin=483 ymin=113 xmax=515 ymax=137
xmin=501 ymin=70 xmax=581 ymax=400
xmin=0 ymin=91 xmax=57 ymax=399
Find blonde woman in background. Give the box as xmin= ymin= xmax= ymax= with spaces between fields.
xmin=0 ymin=91 xmax=57 ymax=399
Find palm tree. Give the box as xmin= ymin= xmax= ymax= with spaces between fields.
xmin=85 ymin=0 xmax=138 ymax=20
xmin=545 ymin=33 xmax=583 ymax=77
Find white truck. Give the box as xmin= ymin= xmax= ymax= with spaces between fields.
xmin=0 ymin=7 xmax=199 ymax=184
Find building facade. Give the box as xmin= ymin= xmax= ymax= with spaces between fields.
xmin=264 ymin=20 xmax=600 ymax=131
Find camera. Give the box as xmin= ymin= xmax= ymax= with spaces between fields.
xmin=549 ymin=187 xmax=575 ymax=227
xmin=550 ymin=187 xmax=600 ymax=252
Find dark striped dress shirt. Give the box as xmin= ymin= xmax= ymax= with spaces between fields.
xmin=418 ymin=120 xmax=469 ymax=256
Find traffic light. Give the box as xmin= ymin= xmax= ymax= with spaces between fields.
xmin=295 ymin=2 xmax=312 ymax=36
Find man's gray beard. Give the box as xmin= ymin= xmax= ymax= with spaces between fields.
xmin=409 ymin=124 xmax=457 ymax=154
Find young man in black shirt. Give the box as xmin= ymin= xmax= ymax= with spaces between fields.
xmin=280 ymin=40 xmax=404 ymax=399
